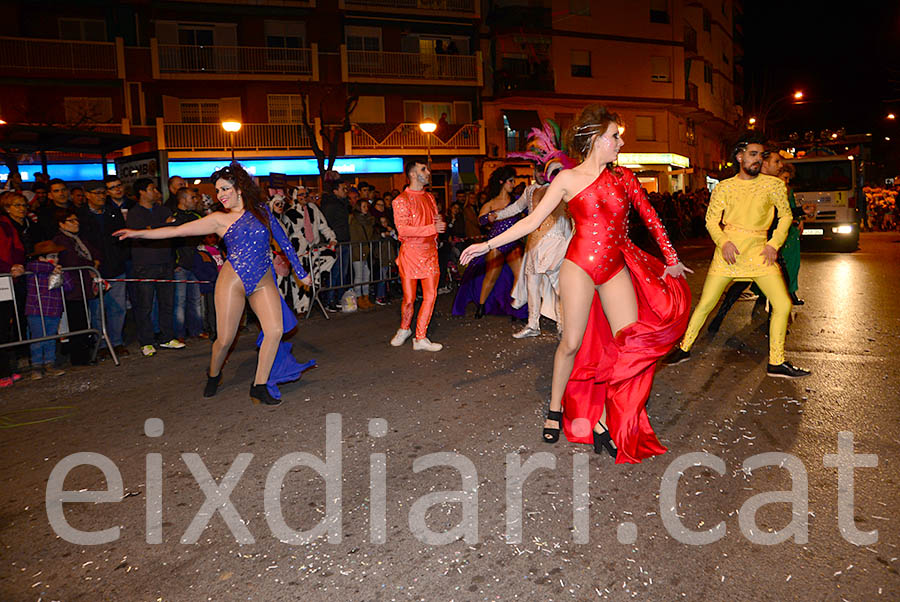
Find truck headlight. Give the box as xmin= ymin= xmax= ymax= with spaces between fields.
xmin=832 ymin=225 xmax=854 ymax=234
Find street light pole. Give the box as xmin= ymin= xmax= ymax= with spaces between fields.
xmin=419 ymin=119 xmax=437 ymax=171
xmin=221 ymin=120 xmax=242 ymax=163
xmin=758 ymin=91 xmax=804 ymax=134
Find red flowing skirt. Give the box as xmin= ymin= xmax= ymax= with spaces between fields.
xmin=561 ymin=242 xmax=691 ymax=464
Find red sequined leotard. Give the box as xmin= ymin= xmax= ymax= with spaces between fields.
xmin=558 ymin=166 xmax=691 ymax=464
xmin=565 ymin=167 xmax=679 ymax=284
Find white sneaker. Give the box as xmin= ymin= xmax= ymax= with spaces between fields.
xmin=512 ymin=326 xmax=541 ymax=339
xmin=390 ymin=328 xmax=412 ymax=347
xmin=159 ymin=339 xmax=186 ymax=349
xmin=141 ymin=345 xmax=157 ymax=357
xmin=412 ymin=337 xmax=442 ymax=352
xmin=437 ymin=286 xmax=451 ymax=295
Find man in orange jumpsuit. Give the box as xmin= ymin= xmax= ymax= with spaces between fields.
xmin=389 ymin=161 xmax=446 ymax=351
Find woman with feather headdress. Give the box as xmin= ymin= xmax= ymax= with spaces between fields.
xmin=503 ymin=120 xmax=576 ymax=338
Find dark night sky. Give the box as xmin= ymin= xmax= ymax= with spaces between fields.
xmin=742 ymin=1 xmax=900 ymax=141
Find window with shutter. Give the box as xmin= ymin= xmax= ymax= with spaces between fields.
xmin=453 ymin=101 xmax=472 ymax=124
xmin=649 ymin=0 xmax=669 ymax=24
xmin=403 ymin=101 xmax=422 ymax=122
xmin=59 ymin=18 xmax=107 ymax=42
xmin=346 ymin=26 xmax=382 ymax=52
xmin=650 ymin=56 xmax=671 ymax=82
xmin=267 ymin=95 xmax=304 ymax=123
xmin=180 ymin=101 xmax=220 ymax=124
xmin=635 ymin=116 xmax=655 ymax=141
xmin=571 ymin=50 xmax=591 ymax=78
xmin=351 ymin=96 xmax=386 ymax=124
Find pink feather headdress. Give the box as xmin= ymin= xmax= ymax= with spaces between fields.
xmin=508 ymin=119 xmax=575 ymax=182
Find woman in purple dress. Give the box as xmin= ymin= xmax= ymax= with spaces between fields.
xmin=452 ymin=166 xmax=528 ymax=320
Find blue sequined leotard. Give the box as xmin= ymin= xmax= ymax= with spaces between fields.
xmin=222 ymin=205 xmax=314 ymax=400
xmin=479 ymin=199 xmax=524 ymax=255
xmin=223 ymin=206 xmax=308 ymax=294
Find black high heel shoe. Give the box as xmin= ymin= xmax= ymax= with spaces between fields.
xmin=474 ymin=303 xmax=486 ymax=319
xmin=592 ymin=423 xmax=617 ymax=458
xmin=203 ymin=372 xmax=222 ymax=398
xmin=250 ymin=383 xmax=282 ymax=406
xmin=542 ymin=409 xmax=563 ymax=444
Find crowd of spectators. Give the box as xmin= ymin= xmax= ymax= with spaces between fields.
xmin=0 ymin=167 xmax=716 ymax=388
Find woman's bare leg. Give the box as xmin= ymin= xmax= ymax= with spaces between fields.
xmin=596 ymin=266 xmax=638 ymax=337
xmin=209 ymin=262 xmax=246 ymax=378
xmin=593 ymin=265 xmax=639 ymax=431
xmin=478 ymin=249 xmax=504 ymax=304
xmin=505 ymin=246 xmax=524 ymax=292
xmin=544 ymin=260 xmax=596 ymax=431
xmin=246 ymin=271 xmax=284 ymax=385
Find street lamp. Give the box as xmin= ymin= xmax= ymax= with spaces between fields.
xmin=748 ymin=116 xmax=757 ymax=127
xmin=888 ymin=113 xmax=896 ymax=120
xmin=221 ymin=120 xmax=242 ymax=162
xmin=758 ymin=91 xmax=805 ymax=134
xmin=419 ymin=119 xmax=437 ymax=170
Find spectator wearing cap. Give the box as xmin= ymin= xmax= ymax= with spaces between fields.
xmin=126 ymin=177 xmax=184 ymax=357
xmin=29 ymin=182 xmax=48 ymax=212
xmin=25 ymin=240 xmax=74 ymax=379
xmin=53 ymin=208 xmax=100 ymax=366
xmin=78 ymin=180 xmax=130 ymax=357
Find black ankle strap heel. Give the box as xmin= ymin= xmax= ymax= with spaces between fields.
xmin=203 ymin=372 xmax=222 ymax=398
xmin=543 ymin=409 xmax=563 ymax=444
xmin=250 ymin=383 xmax=282 ymax=406
xmin=593 ymin=423 xmax=617 ymax=458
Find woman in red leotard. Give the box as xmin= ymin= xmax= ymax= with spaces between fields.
xmin=461 ymin=105 xmax=692 ymax=463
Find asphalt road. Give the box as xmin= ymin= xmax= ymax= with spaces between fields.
xmin=1 ymin=233 xmax=899 ymax=602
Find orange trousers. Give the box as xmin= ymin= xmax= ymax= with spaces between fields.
xmin=400 ymin=273 xmax=439 ymax=339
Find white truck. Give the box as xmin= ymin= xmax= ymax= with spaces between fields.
xmin=786 ymin=154 xmax=861 ymax=252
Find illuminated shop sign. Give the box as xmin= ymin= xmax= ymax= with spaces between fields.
xmin=617 ymin=153 xmax=690 ymax=168
xmin=167 ymin=157 xmax=405 ymax=179
xmin=0 ymin=163 xmax=117 ymax=182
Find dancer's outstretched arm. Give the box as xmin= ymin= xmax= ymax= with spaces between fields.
xmin=460 ymin=172 xmax=570 ymax=264
xmin=113 ymin=211 xmax=227 ymax=240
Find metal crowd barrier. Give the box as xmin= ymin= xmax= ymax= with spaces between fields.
xmin=0 ymin=266 xmax=119 ymax=367
xmin=299 ymin=239 xmax=402 ymax=320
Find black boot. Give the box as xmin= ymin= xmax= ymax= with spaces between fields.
xmin=250 ymin=383 xmax=282 ymax=406
xmin=474 ymin=303 xmax=486 ymax=319
xmin=203 ymin=372 xmax=222 ymax=398
xmin=790 ymin=292 xmax=805 ymax=306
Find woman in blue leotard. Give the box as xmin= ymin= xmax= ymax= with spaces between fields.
xmin=115 ymin=163 xmax=311 ymax=405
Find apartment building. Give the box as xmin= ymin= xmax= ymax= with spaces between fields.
xmin=0 ymin=0 xmax=742 ymax=195
xmin=0 ymin=0 xmax=483 ymax=197
xmin=484 ymin=0 xmax=744 ymax=192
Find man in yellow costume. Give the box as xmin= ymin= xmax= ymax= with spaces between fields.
xmin=665 ymin=137 xmax=810 ymax=378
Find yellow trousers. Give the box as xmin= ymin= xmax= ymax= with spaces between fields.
xmin=680 ymin=272 xmax=791 ymax=365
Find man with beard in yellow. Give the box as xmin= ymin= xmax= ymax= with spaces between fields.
xmin=665 ymin=136 xmax=810 ymax=378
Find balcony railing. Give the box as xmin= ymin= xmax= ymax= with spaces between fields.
xmin=343 ymin=47 xmax=481 ymax=85
xmin=0 ymin=36 xmax=118 ymax=75
xmin=349 ymin=122 xmax=484 ymax=155
xmin=163 ymin=123 xmax=313 ymax=152
xmin=154 ymin=41 xmax=317 ymax=79
xmin=342 ymin=0 xmax=477 ymax=14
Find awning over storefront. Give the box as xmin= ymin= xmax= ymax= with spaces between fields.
xmin=0 ymin=123 xmax=148 ymax=155
xmin=503 ymin=109 xmax=542 ymax=132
